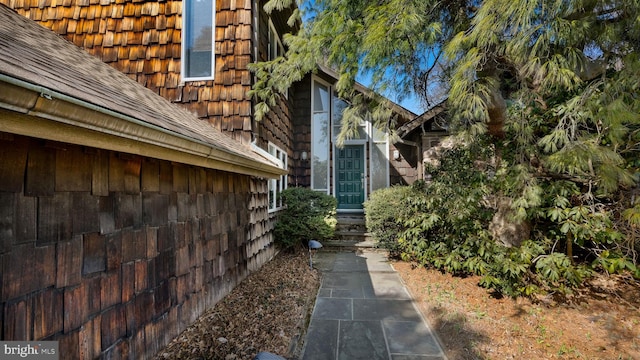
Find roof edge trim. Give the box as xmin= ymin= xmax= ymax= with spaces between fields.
xmin=0 ymin=75 xmax=285 ymax=178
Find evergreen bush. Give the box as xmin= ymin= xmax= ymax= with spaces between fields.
xmin=273 ymin=187 xmax=337 ymax=250
xmin=367 ymin=140 xmax=638 ymax=298
xmin=364 ymin=185 xmax=417 ymax=257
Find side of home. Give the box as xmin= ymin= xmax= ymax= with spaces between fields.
xmin=0 ymin=0 xmax=445 ymax=357
xmin=0 ymin=4 xmax=284 ymax=358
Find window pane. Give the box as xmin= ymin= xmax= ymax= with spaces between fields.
xmin=184 ymin=0 xmax=213 ymax=78
xmin=332 ymin=97 xmax=347 ymax=127
xmin=312 ymin=112 xmax=329 ymax=190
xmin=313 ymin=83 xmax=329 ymax=112
xmin=268 ymin=20 xmax=285 ymax=61
xmin=269 ymin=179 xmax=275 ymax=208
xmin=332 ymin=97 xmax=365 ymax=140
xmin=279 ymin=150 xmax=285 ymax=206
xmin=371 ymin=143 xmax=388 ymax=191
xmin=312 ymin=82 xmax=329 ymax=191
xmin=372 ymin=125 xmax=387 ymax=143
xmin=269 ymin=25 xmax=276 ymax=60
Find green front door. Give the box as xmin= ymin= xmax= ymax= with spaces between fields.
xmin=336 ymin=145 xmax=365 ymax=210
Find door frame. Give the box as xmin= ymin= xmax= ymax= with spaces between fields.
xmin=333 ymin=143 xmax=367 ymax=212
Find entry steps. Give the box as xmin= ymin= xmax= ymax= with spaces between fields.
xmin=325 ymin=213 xmax=377 ymax=249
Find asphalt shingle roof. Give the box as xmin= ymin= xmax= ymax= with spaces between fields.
xmin=0 ymin=4 xmax=275 ymax=171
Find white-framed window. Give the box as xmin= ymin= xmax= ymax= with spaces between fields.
xmin=311 ymin=78 xmax=330 ymax=193
xmin=268 ymin=18 xmax=288 ymax=99
xmin=181 ymin=0 xmax=215 ymax=81
xmin=268 ymin=142 xmax=288 ymax=212
xmin=370 ymin=125 xmax=389 ymax=191
xmin=268 ymin=18 xmax=285 ymax=61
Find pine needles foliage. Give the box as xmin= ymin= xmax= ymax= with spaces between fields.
xmin=257 ymin=0 xmax=640 ymax=295
xmin=365 ymin=138 xmax=638 ymax=297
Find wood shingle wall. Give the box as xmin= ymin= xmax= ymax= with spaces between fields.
xmin=389 ymin=142 xmax=418 ymax=185
xmin=0 ymin=132 xmax=275 ymax=359
xmin=253 ymin=0 xmax=295 ymax=180
xmin=2 ymin=0 xmax=255 ymax=144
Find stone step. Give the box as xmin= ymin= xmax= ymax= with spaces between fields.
xmin=324 ymin=225 xmax=376 ymax=249
xmin=322 ymin=238 xmax=378 ymax=250
xmin=335 ymin=215 xmax=366 ymax=224
xmin=333 ymin=213 xmax=368 ymax=243
xmin=335 ymin=215 xmax=366 ymax=230
xmin=334 ymin=227 xmax=367 ymax=236
xmin=334 ymin=230 xmax=368 ymax=240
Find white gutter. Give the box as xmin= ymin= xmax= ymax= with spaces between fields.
xmin=0 ymin=74 xmax=286 ymax=178
xmin=251 ymin=140 xmax=284 ymax=168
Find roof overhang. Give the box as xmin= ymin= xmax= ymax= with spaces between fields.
xmin=316 ymin=64 xmax=418 ymax=121
xmin=396 ymin=101 xmax=447 ymax=139
xmin=0 ymin=76 xmax=287 ymax=179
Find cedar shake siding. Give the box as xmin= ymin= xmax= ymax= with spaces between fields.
xmin=2 ymin=0 xmax=258 ymax=145
xmin=0 ymin=133 xmax=275 ymax=359
xmin=0 ymin=5 xmax=281 ymax=358
xmin=395 ymin=103 xmax=448 ymax=184
xmin=252 ymin=0 xmax=296 ymax=181
xmin=389 ymin=142 xmax=418 ymax=185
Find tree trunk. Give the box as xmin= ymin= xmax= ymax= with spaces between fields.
xmin=487 ymin=89 xmax=506 ymax=139
xmin=566 ymin=232 xmax=574 ymax=263
xmin=488 ymin=196 xmax=531 ymax=247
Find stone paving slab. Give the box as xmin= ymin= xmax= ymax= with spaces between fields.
xmin=302 ymin=250 xmax=447 ymax=360
xmin=338 ymin=320 xmax=388 ymax=359
xmin=303 ymin=319 xmax=339 ymax=360
xmin=352 ymin=299 xmax=422 ymax=322
xmin=383 ymin=320 xmax=443 ymax=355
xmin=312 ymin=298 xmax=353 ymax=320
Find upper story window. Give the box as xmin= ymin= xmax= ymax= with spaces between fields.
xmin=268 ymin=18 xmax=285 ymax=61
xmin=268 ymin=142 xmax=288 ymax=212
xmin=311 ymin=79 xmax=330 ymax=193
xmin=332 ymin=94 xmax=366 ymax=141
xmin=182 ymin=0 xmax=215 ymax=81
xmin=268 ymin=18 xmax=288 ymax=99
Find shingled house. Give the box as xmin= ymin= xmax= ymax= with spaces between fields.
xmin=1 ymin=0 xmax=431 ymax=213
xmin=0 ymin=4 xmax=285 ymax=359
xmin=0 ymin=0 xmax=440 ymax=358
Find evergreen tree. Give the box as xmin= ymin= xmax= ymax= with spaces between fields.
xmin=253 ymin=0 xmax=640 ymax=291
xmin=442 ymin=0 xmax=640 ymax=268
xmin=250 ymin=0 xmax=469 ymax=140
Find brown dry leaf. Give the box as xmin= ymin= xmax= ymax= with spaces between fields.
xmin=154 ymin=251 xmax=319 ymax=360
xmin=393 ymin=261 xmax=640 ymax=360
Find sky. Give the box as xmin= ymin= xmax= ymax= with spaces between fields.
xmin=356 ymin=72 xmax=426 ymax=116
xmin=393 ymin=92 xmax=425 ymax=115
xmin=300 ymin=1 xmax=428 ymax=116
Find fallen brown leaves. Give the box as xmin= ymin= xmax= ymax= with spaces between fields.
xmin=154 ymin=251 xmax=320 ymax=360
xmin=394 ymin=261 xmax=640 ymax=360
xmin=152 ymin=248 xmax=640 ymax=360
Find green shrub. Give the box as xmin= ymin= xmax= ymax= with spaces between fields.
xmin=364 ymin=185 xmax=417 ymax=256
xmin=273 ymin=187 xmax=337 ymax=250
xmin=375 ymin=139 xmax=637 ymax=298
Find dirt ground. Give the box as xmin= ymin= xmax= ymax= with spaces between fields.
xmin=393 ymin=261 xmax=640 ymax=360
xmin=153 ymin=251 xmax=319 ymax=360
xmin=154 ymin=250 xmax=639 ymax=360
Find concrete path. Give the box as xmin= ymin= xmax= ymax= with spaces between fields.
xmin=301 ymin=250 xmax=447 ymax=360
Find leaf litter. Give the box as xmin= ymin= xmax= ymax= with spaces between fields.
xmin=154 ymin=251 xmax=319 ymax=360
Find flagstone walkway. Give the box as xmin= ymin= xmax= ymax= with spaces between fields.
xmin=301 ymin=250 xmax=447 ymax=360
